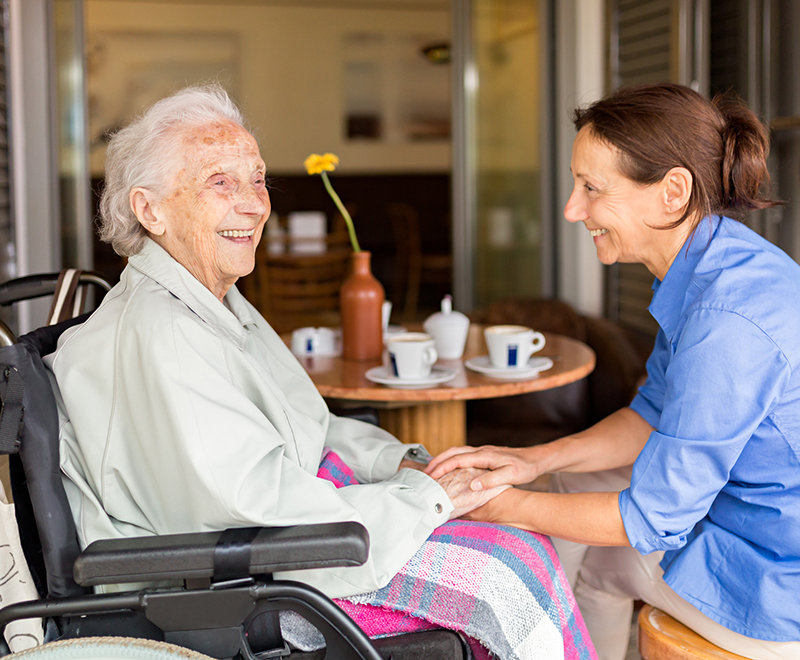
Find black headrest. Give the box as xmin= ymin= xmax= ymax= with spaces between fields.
xmin=18 ymin=313 xmax=91 ymax=358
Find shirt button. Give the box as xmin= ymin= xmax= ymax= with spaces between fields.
xmin=435 ymin=503 xmax=443 ymax=514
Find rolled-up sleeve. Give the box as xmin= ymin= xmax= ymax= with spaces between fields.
xmin=621 ymin=308 xmax=790 ymax=554
xmin=325 ymin=413 xmax=423 ymax=483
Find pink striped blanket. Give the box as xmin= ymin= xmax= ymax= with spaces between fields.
xmin=316 ymin=448 xmax=597 ymax=660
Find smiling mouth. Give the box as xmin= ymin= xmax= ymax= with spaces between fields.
xmin=590 ymin=229 xmax=608 ymax=237
xmin=218 ymin=229 xmax=255 ymax=238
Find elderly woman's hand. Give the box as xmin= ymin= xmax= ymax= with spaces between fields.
xmin=397 ymin=459 xmax=427 ymax=472
xmin=437 ymin=467 xmax=511 ymax=519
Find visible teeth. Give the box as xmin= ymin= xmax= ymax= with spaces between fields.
xmin=218 ymin=229 xmax=254 ymax=238
xmin=590 ymin=229 xmax=608 ymax=237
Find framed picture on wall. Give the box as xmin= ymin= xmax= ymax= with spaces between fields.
xmin=86 ymin=31 xmax=240 ymax=175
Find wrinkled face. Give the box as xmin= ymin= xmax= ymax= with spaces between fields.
xmin=564 ymin=127 xmax=668 ymax=275
xmin=153 ymin=121 xmax=270 ymax=300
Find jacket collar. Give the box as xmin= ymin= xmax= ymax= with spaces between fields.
xmin=648 ymin=216 xmax=720 ymax=340
xmin=128 ymin=238 xmax=256 ymax=349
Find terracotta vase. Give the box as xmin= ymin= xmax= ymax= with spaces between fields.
xmin=340 ymin=251 xmax=385 ymax=360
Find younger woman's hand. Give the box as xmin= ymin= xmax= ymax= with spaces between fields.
xmin=426 ymin=445 xmax=542 ymax=491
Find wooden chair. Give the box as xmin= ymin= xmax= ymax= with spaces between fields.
xmin=638 ymin=605 xmax=749 ymax=660
xmin=252 ymin=221 xmax=352 ymax=334
xmin=387 ymin=202 xmax=452 ymax=321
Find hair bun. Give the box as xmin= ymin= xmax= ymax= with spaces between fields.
xmin=714 ymin=94 xmax=772 ymax=212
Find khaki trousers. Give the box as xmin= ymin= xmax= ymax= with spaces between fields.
xmin=550 ymin=468 xmax=800 ymax=660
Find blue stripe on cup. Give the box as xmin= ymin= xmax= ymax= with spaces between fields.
xmin=508 ymin=345 xmax=518 ymax=366
xmin=389 ymin=353 xmax=399 ymax=377
xmin=306 ymin=338 xmax=314 ymax=353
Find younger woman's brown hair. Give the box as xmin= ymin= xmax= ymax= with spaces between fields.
xmin=573 ymin=83 xmax=779 ymax=228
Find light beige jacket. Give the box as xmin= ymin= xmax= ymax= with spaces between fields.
xmin=50 ymin=239 xmax=452 ymax=597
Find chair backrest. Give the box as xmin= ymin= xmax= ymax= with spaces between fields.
xmin=0 ymin=270 xmax=113 ymax=342
xmin=255 ymin=225 xmax=352 ymax=334
xmin=386 ymin=202 xmax=452 ymax=321
xmin=0 ymin=320 xmax=13 ymax=348
xmin=0 ymin=270 xmax=113 ymax=309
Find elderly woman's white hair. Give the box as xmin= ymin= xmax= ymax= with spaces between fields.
xmin=98 ymin=84 xmax=246 ymax=256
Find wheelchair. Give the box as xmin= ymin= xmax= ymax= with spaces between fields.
xmin=0 ymin=271 xmax=465 ymax=660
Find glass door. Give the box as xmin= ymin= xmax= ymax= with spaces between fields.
xmin=474 ymin=0 xmax=545 ymax=308
xmin=453 ymin=0 xmax=549 ymax=311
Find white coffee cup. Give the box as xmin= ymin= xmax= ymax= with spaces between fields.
xmin=484 ymin=325 xmax=546 ymax=369
xmin=291 ymin=327 xmax=340 ymax=356
xmin=386 ymin=332 xmax=438 ymax=379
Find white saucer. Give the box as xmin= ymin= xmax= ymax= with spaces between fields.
xmin=365 ymin=366 xmax=457 ymax=390
xmin=464 ymin=355 xmax=554 ymax=380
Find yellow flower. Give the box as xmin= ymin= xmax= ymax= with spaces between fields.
xmin=304 ymin=153 xmax=340 ymax=175
xmin=305 ymin=153 xmax=361 ymax=252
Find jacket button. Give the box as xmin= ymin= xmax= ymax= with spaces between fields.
xmin=434 ymin=503 xmax=443 ymax=514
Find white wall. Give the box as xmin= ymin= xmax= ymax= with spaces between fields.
xmin=85 ymin=1 xmax=451 ymax=175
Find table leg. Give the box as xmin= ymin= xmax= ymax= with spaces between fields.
xmin=379 ymin=400 xmax=466 ymax=455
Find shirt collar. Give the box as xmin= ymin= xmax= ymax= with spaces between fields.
xmin=128 ymin=238 xmax=256 ymax=348
xmin=648 ymin=216 xmax=720 ymax=339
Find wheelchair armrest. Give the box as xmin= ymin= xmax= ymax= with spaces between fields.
xmin=74 ymin=522 xmax=369 ymax=587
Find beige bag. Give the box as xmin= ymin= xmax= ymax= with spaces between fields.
xmin=0 ymin=479 xmax=44 ymax=652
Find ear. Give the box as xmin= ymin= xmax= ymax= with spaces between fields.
xmin=130 ymin=188 xmax=166 ymax=236
xmin=662 ymin=167 xmax=693 ymax=215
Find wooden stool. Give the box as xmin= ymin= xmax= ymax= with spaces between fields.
xmin=638 ymin=604 xmax=749 ymax=660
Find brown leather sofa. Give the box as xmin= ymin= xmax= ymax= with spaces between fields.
xmin=467 ymin=298 xmax=653 ymax=447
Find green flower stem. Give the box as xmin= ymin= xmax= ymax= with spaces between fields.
xmin=321 ymin=171 xmax=361 ymax=252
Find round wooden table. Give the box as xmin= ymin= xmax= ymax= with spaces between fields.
xmin=292 ymin=324 xmax=596 ymax=455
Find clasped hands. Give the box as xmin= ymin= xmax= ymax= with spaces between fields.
xmin=409 ymin=445 xmax=543 ymax=520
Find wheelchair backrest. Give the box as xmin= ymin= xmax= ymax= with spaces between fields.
xmin=0 ymin=316 xmax=91 ymax=599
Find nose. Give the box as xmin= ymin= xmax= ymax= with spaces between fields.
xmin=563 ymin=186 xmax=588 ymax=224
xmin=236 ymin=183 xmax=269 ymax=217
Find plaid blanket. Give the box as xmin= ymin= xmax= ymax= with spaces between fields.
xmin=317 ymin=448 xmax=597 ymax=660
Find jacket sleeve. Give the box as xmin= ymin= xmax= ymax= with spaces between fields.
xmin=323 ymin=413 xmax=426 ymax=483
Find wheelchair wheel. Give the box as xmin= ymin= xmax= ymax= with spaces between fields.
xmin=8 ymin=637 xmax=214 ymax=659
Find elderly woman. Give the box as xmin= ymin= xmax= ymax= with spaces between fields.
xmin=428 ymin=84 xmax=800 ymax=660
xmin=49 ymin=85 xmax=504 ymax=601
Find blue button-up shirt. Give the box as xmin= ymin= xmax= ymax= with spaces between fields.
xmin=620 ymin=216 xmax=800 ymax=641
